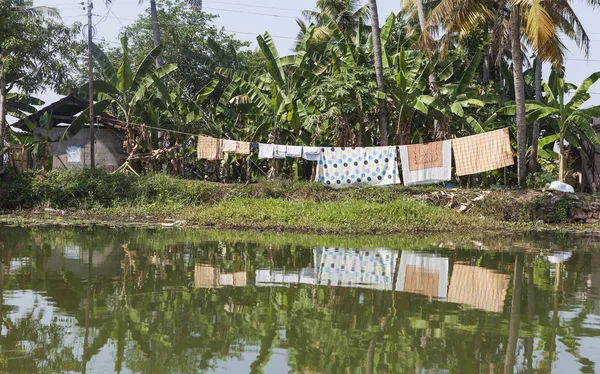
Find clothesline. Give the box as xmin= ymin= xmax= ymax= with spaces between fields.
xmin=196 ymin=128 xmax=515 ymax=188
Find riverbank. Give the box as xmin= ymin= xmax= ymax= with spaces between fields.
xmin=2 ymin=169 xmax=600 ymax=234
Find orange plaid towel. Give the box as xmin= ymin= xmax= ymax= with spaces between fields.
xmin=452 ymin=128 xmax=513 ymax=176
xmin=197 ymin=135 xmax=223 ymax=160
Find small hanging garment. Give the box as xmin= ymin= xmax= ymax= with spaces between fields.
xmin=286 ymin=145 xmax=303 ymax=158
xmin=197 ymin=136 xmax=222 ymax=160
xmin=222 ymin=139 xmax=237 ymax=153
xmin=452 ymin=128 xmax=514 ymax=176
xmin=236 ymin=141 xmax=251 ymax=155
xmin=315 ymin=146 xmax=401 ymax=189
xmin=274 ymin=144 xmax=287 ymax=159
xmin=398 ymin=140 xmax=452 ymax=186
xmin=258 ymin=143 xmax=274 ymax=159
xmin=302 ymin=146 xmax=320 ymax=161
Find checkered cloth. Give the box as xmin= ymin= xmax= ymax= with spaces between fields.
xmin=452 ymin=128 xmax=513 ymax=176
xmin=197 ymin=135 xmax=223 ymax=160
xmin=236 ymin=141 xmax=250 ymax=155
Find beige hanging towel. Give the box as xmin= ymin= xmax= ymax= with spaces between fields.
xmin=222 ymin=139 xmax=237 ymax=153
xmin=236 ymin=141 xmax=251 ymax=155
xmin=451 ymin=128 xmax=513 ymax=176
xmin=197 ymin=135 xmax=223 ymax=160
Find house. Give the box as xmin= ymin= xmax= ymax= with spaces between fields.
xmin=11 ymin=95 xmax=127 ymax=171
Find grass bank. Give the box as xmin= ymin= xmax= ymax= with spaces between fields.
xmin=1 ymin=169 xmax=599 ymax=234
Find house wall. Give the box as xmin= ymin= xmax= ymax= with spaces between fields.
xmin=35 ymin=127 xmax=126 ymax=171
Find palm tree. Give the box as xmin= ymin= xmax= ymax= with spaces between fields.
xmin=502 ymin=70 xmax=600 ymax=183
xmin=368 ymin=0 xmax=389 ymax=145
xmin=139 ymin=0 xmax=203 ymax=69
xmin=425 ymin=0 xmax=594 ymax=187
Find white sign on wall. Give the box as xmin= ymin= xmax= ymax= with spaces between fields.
xmin=67 ymin=146 xmax=81 ymax=163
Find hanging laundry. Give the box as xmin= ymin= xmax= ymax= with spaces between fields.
xmin=302 ymin=146 xmax=320 ymax=161
xmin=286 ymin=145 xmax=303 ymax=158
xmin=250 ymin=142 xmax=259 ymax=150
xmin=236 ymin=141 xmax=250 ymax=155
xmin=316 ymin=146 xmax=401 ymax=189
xmin=274 ymin=144 xmax=287 ymax=159
xmin=452 ymin=128 xmax=513 ymax=176
xmin=258 ymin=143 xmax=274 ymax=159
xmin=398 ymin=140 xmax=452 ymax=186
xmin=222 ymin=139 xmax=237 ymax=153
xmin=197 ymin=135 xmax=222 ymax=160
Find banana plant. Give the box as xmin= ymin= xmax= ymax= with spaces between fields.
xmin=415 ymin=52 xmax=501 ymax=138
xmin=218 ymin=32 xmax=316 ymax=144
xmin=500 ymin=69 xmax=600 ymax=182
xmin=65 ymin=35 xmax=176 ymax=146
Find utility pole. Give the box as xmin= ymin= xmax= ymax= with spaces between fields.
xmin=87 ymin=0 xmax=95 ymax=169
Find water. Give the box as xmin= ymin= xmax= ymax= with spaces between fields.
xmin=0 ymin=226 xmax=599 ymax=373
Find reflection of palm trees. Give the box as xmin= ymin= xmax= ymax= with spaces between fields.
xmin=503 ymin=254 xmax=523 ymax=374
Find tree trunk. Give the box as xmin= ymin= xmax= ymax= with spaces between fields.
xmin=483 ymin=44 xmax=491 ymax=85
xmin=415 ymin=0 xmax=442 ymax=139
xmin=529 ymin=58 xmax=542 ymax=175
xmin=368 ymin=0 xmax=389 ymax=146
xmin=559 ymin=131 xmax=565 ymax=182
xmin=0 ymin=61 xmax=8 ymax=166
xmin=510 ymin=6 xmax=528 ymax=187
xmin=150 ymin=0 xmax=164 ymax=69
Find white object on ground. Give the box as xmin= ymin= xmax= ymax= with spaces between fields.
xmin=548 ymin=181 xmax=575 ymax=193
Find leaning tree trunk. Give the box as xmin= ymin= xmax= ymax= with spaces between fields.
xmin=0 ymin=61 xmax=8 ymax=166
xmin=510 ymin=5 xmax=528 ymax=187
xmin=529 ymin=57 xmax=542 ymax=176
xmin=415 ymin=0 xmax=442 ymax=139
xmin=150 ymin=0 xmax=164 ymax=69
xmin=368 ymin=0 xmax=389 ymax=146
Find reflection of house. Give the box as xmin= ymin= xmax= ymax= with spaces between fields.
xmin=45 ymin=245 xmax=123 ymax=278
xmin=395 ymin=252 xmax=448 ymax=298
xmin=194 ymin=264 xmax=247 ymax=288
xmin=447 ymin=264 xmax=510 ymax=313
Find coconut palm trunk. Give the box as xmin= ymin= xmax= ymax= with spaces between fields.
xmin=510 ymin=5 xmax=528 ymax=187
xmin=368 ymin=0 xmax=389 ymax=146
xmin=0 ymin=61 xmax=7 ymax=166
xmin=415 ymin=0 xmax=442 ymax=139
xmin=529 ymin=58 xmax=542 ymax=175
xmin=150 ymin=0 xmax=164 ymax=69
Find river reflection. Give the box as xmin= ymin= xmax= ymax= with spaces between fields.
xmin=0 ymin=226 xmax=599 ymax=373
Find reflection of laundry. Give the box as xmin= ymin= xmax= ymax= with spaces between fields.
xmin=396 ymin=252 xmax=449 ymax=298
xmin=447 ymin=264 xmax=510 ymax=313
xmin=195 ymin=264 xmax=221 ymax=288
xmin=546 ymin=251 xmax=572 ymax=264
xmin=194 ymin=264 xmax=247 ymax=288
xmin=316 ymin=248 xmax=398 ymax=290
xmin=255 ymin=248 xmax=398 ymax=290
xmin=255 ymin=269 xmax=302 ymax=286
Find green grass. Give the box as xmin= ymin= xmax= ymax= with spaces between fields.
xmin=1 ymin=168 xmax=597 ymax=234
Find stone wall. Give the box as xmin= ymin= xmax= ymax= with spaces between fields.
xmin=35 ymin=126 xmax=126 ymax=171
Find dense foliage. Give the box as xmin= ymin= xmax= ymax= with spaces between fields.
xmin=4 ymin=0 xmax=600 ymax=190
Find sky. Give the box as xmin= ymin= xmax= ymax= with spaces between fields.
xmin=27 ymin=0 xmax=600 ymax=109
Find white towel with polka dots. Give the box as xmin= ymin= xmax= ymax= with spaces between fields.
xmin=315 ymin=146 xmax=401 ymax=189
